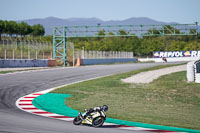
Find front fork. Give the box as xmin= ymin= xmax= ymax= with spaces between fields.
xmin=79 ymin=112 xmax=84 ymax=120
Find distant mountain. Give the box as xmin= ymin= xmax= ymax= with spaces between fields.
xmin=19 ymin=17 xmax=198 ymax=35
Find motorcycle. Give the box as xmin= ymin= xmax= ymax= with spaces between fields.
xmin=162 ymin=57 xmax=167 ymax=62
xmin=73 ymin=110 xmax=106 ymax=127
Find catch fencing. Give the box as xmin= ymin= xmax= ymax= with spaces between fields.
xmin=0 ymin=39 xmax=53 ymax=59
xmin=63 ymin=43 xmax=134 ymax=66
xmin=0 ymin=40 xmax=134 ymax=66
xmin=75 ymin=49 xmax=133 ymax=59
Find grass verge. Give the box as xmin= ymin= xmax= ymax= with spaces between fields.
xmin=52 ymin=64 xmax=200 ymax=130
xmin=0 ymin=68 xmax=49 ymax=74
xmin=0 ymin=70 xmax=35 ymax=74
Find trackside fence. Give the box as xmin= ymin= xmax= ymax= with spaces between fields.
xmin=0 ymin=39 xmax=53 ymax=59
xmin=75 ymin=49 xmax=134 ymax=59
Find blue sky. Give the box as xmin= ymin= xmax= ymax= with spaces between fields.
xmin=0 ymin=0 xmax=200 ymax=23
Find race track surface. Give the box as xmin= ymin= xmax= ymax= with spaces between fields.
xmin=0 ymin=63 xmax=180 ymax=133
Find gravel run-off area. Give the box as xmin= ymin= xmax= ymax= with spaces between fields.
xmin=121 ymin=65 xmax=186 ymax=84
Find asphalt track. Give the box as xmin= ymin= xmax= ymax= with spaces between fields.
xmin=0 ymin=62 xmax=182 ymax=133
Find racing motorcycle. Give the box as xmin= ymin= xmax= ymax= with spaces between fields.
xmin=73 ymin=110 xmax=106 ymax=127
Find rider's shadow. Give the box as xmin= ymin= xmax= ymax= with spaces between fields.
xmin=98 ymin=125 xmax=126 ymax=128
xmin=81 ymin=124 xmax=123 ymax=128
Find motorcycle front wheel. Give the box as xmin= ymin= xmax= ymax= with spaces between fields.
xmin=92 ymin=116 xmax=105 ymax=127
xmin=73 ymin=116 xmax=82 ymax=125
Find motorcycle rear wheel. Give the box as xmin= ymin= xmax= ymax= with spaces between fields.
xmin=92 ymin=116 xmax=105 ymax=127
xmin=73 ymin=116 xmax=82 ymax=125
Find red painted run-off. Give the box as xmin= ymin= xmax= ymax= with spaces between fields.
xmin=19 ymin=100 xmax=32 ymax=102
xmin=24 ymin=97 xmax=37 ymax=98
xmin=19 ymin=104 xmax=33 ymax=106
xmin=33 ymin=112 xmax=53 ymax=114
xmin=33 ymin=93 xmax=43 ymax=95
xmin=22 ymin=108 xmax=38 ymax=110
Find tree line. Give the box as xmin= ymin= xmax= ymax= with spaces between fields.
xmin=69 ymin=30 xmax=200 ymax=57
xmin=0 ymin=20 xmax=45 ymax=40
xmin=1 ymin=20 xmax=199 ymax=57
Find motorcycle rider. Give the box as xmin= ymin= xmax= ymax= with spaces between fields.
xmin=82 ymin=105 xmax=108 ymax=119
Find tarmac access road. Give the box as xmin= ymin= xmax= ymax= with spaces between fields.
xmin=0 ymin=62 xmax=183 ymax=133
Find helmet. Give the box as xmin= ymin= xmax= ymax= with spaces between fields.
xmin=102 ymin=105 xmax=108 ymax=112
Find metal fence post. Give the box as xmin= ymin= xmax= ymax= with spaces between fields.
xmin=36 ymin=50 xmax=37 ymax=59
xmin=28 ymin=50 xmax=30 ymax=59
xmin=93 ymin=51 xmax=95 ymax=59
xmin=73 ymin=45 xmax=74 ymax=67
xmin=6 ymin=39 xmax=8 ymax=49
xmin=76 ymin=50 xmax=79 ymax=59
xmin=51 ymin=51 xmax=53 ymax=60
xmin=21 ymin=49 xmax=22 ymax=59
xmin=13 ymin=49 xmax=15 ymax=59
xmin=42 ymin=51 xmax=44 ymax=59
xmin=81 ymin=47 xmax=84 ymax=59
xmin=4 ymin=49 xmax=6 ymax=59
xmin=85 ymin=50 xmax=87 ymax=59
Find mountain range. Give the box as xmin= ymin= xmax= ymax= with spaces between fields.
xmin=19 ymin=17 xmax=198 ymax=35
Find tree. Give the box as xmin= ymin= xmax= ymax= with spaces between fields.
xmin=163 ymin=25 xmax=180 ymax=34
xmin=31 ymin=24 xmax=45 ymax=37
xmin=118 ymin=29 xmax=128 ymax=35
xmin=108 ymin=32 xmax=115 ymax=36
xmin=0 ymin=20 xmax=4 ymax=40
xmin=18 ymin=22 xmax=33 ymax=39
xmin=189 ymin=29 xmax=197 ymax=34
xmin=184 ymin=41 xmax=200 ymax=50
xmin=97 ymin=29 xmax=105 ymax=36
xmin=147 ymin=28 xmax=161 ymax=36
xmin=6 ymin=21 xmax=18 ymax=37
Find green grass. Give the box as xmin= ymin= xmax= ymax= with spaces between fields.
xmin=0 ymin=69 xmax=36 ymax=74
xmin=0 ymin=68 xmax=50 ymax=74
xmin=52 ymin=64 xmax=200 ymax=130
xmin=0 ymin=71 xmax=16 ymax=74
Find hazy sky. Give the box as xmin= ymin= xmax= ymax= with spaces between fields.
xmin=0 ymin=0 xmax=200 ymax=23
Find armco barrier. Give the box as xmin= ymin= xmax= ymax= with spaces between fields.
xmin=80 ymin=58 xmax=138 ymax=65
xmin=0 ymin=59 xmax=56 ymax=68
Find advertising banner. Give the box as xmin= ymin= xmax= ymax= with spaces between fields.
xmin=153 ymin=51 xmax=200 ymax=58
